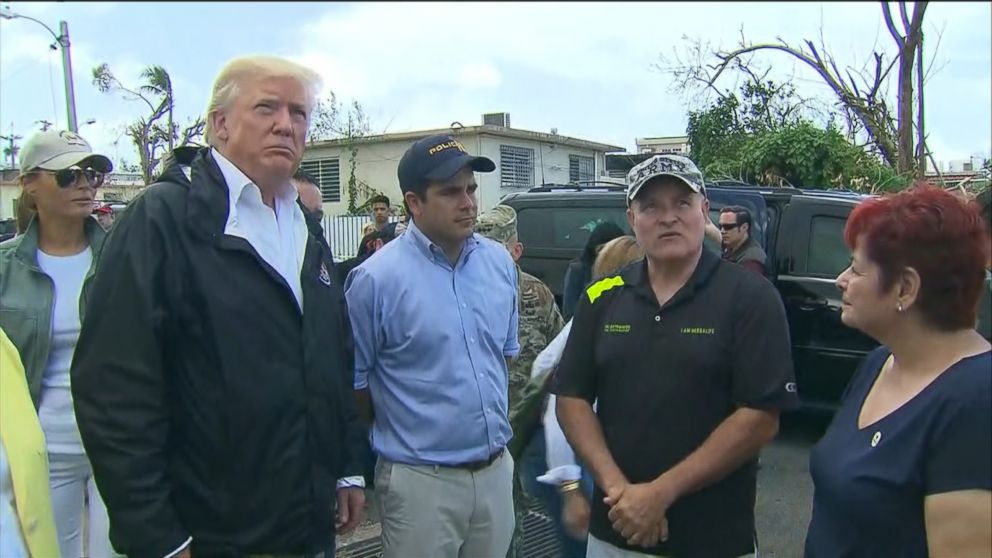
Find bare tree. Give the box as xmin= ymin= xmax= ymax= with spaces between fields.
xmin=659 ymin=1 xmax=931 ymax=177
xmin=93 ymin=63 xmax=205 ymax=183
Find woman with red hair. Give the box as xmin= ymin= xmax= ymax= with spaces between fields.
xmin=805 ymin=186 xmax=991 ymax=557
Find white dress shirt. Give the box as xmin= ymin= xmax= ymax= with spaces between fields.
xmin=530 ymin=319 xmax=585 ymax=484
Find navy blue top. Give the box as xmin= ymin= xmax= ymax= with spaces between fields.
xmin=805 ymin=346 xmax=992 ymax=557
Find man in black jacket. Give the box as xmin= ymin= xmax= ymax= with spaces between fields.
xmin=71 ymin=55 xmax=366 ymax=558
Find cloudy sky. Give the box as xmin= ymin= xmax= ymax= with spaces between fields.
xmin=1 ymin=1 xmax=989 ymax=170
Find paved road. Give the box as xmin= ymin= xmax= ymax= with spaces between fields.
xmin=754 ymin=412 xmax=832 ymax=557
xmin=340 ymin=412 xmax=833 ymax=558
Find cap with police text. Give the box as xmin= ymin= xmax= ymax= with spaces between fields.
xmin=18 ymin=129 xmax=113 ymax=175
xmin=626 ymin=154 xmax=704 ymax=205
xmin=475 ymin=204 xmax=518 ymax=245
xmin=398 ymin=134 xmax=495 ymax=193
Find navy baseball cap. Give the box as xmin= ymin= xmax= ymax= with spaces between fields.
xmin=398 ymin=134 xmax=495 ymax=194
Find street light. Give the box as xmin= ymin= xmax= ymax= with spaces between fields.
xmin=1 ymin=4 xmax=79 ymax=132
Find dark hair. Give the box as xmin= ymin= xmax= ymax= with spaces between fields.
xmin=581 ymin=221 xmax=626 ymax=266
xmin=292 ymin=169 xmax=319 ymax=187
xmin=370 ymin=194 xmax=391 ymax=207
xmin=978 ymin=188 xmax=991 ymax=237
xmin=844 ymin=184 xmax=987 ymax=331
xmin=720 ymin=205 xmax=752 ymax=234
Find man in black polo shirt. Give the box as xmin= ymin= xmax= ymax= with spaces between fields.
xmin=554 ymin=154 xmax=798 ymax=557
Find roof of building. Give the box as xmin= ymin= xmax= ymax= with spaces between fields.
xmin=635 ymin=135 xmax=689 ymax=143
xmin=308 ymin=125 xmax=626 ymax=153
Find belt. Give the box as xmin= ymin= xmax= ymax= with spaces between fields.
xmin=443 ymin=447 xmax=505 ymax=472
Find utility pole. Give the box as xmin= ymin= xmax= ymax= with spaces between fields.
xmin=58 ymin=20 xmax=78 ymax=132
xmin=1 ymin=6 xmax=79 ymax=132
xmin=0 ymin=128 xmax=23 ymax=169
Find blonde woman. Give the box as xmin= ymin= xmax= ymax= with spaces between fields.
xmin=522 ymin=236 xmax=644 ymax=556
xmin=0 ymin=129 xmax=114 ymax=558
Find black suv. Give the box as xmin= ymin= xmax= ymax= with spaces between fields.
xmin=500 ymin=182 xmax=889 ymax=412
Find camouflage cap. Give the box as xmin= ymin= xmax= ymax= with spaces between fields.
xmin=626 ymin=154 xmax=705 ymax=206
xmin=475 ymin=204 xmax=518 ymax=244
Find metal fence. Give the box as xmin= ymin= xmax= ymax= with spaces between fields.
xmin=322 ymin=214 xmax=401 ymax=261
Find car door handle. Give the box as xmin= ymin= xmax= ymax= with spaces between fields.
xmin=798 ymin=300 xmax=836 ymax=311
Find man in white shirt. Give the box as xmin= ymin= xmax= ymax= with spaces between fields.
xmin=72 ymin=55 xmax=366 ymax=558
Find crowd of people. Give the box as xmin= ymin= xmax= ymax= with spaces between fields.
xmin=0 ymin=53 xmax=989 ymax=558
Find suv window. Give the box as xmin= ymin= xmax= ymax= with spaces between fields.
xmin=808 ymin=216 xmax=850 ymax=277
xmin=517 ymin=207 xmax=629 ymax=250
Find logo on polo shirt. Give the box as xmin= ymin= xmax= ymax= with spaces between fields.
xmin=680 ymin=327 xmax=716 ymax=335
xmin=871 ymin=431 xmax=882 ymax=447
xmin=603 ymin=323 xmax=631 ymax=334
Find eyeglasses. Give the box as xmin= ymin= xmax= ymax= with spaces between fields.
xmin=718 ymin=223 xmax=741 ymax=231
xmin=32 ymin=166 xmax=106 ymax=189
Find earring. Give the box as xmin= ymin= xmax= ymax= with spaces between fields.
xmin=897 ymin=303 xmax=904 ymax=313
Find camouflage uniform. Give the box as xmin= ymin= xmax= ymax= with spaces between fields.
xmin=477 ymin=205 xmax=565 ymax=558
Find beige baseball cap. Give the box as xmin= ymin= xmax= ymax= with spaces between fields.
xmin=475 ymin=204 xmax=518 ymax=245
xmin=18 ymin=129 xmax=113 ymax=175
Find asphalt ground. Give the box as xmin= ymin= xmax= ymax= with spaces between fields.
xmin=339 ymin=412 xmax=834 ymax=558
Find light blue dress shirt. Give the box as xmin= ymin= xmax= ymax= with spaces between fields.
xmin=345 ymin=219 xmax=520 ymax=466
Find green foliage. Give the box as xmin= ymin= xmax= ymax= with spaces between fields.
xmin=687 ymin=79 xmax=908 ymax=192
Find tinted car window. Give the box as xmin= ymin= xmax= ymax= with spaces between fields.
xmin=808 ymin=216 xmax=849 ymax=277
xmin=518 ymin=207 xmax=629 ymax=250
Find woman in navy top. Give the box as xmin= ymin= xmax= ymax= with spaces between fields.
xmin=806 ymin=185 xmax=992 ymax=557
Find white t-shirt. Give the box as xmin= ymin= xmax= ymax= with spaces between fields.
xmin=36 ymin=246 xmax=92 ymax=455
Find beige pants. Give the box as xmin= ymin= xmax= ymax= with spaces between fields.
xmin=374 ymin=451 xmax=515 ymax=558
xmin=586 ymin=533 xmax=757 ymax=558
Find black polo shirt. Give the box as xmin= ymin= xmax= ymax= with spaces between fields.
xmin=553 ymin=247 xmax=798 ymax=557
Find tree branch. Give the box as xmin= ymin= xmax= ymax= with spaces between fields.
xmin=882 ymin=1 xmax=906 ymax=46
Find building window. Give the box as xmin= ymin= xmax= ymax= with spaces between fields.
xmin=569 ymin=154 xmax=595 ymax=184
xmin=499 ymin=145 xmax=534 ymax=189
xmin=299 ymin=158 xmax=341 ymax=202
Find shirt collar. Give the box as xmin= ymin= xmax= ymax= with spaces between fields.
xmin=724 ymin=235 xmax=758 ymax=260
xmin=211 ymin=148 xmax=298 ymax=211
xmin=404 ymin=219 xmax=479 ymax=267
xmin=624 ymin=246 xmax=721 ymax=306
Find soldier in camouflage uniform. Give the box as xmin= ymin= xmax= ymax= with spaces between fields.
xmin=476 ymin=204 xmax=565 ymax=558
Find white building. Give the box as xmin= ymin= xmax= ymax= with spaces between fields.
xmin=635 ymin=136 xmax=690 ymax=156
xmin=302 ymin=119 xmax=626 ymax=216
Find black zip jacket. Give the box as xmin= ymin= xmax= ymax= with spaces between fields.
xmin=71 ymin=149 xmax=366 ymax=558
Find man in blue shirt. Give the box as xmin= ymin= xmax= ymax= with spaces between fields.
xmin=344 ymin=134 xmax=520 ymax=558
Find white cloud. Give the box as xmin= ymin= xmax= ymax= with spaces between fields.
xmin=458 ymin=62 xmax=502 ymax=89
xmin=2 ymin=2 xmax=987 ymax=170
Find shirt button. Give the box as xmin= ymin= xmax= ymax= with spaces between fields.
xmin=471 ymin=337 xmax=476 ymax=343
xmin=655 ymin=315 xmax=661 ymax=322
xmin=462 ymin=303 xmax=467 ymax=308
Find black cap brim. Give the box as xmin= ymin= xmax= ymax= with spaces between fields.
xmin=424 ymin=153 xmax=496 ymax=183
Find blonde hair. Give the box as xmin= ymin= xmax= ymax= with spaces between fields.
xmin=592 ymin=235 xmax=644 ymax=280
xmin=15 ymin=192 xmax=37 ymax=234
xmin=203 ymin=55 xmax=323 ymax=146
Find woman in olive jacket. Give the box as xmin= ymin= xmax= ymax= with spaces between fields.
xmin=0 ymin=129 xmax=116 ymax=558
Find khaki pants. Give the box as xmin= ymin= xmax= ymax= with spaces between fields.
xmin=375 ymin=452 xmax=515 ymax=558
xmin=586 ymin=533 xmax=757 ymax=558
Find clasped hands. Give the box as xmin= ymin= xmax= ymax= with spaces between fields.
xmin=604 ymin=477 xmax=677 ymax=549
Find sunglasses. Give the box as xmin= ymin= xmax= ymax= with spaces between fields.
xmin=32 ymin=166 xmax=106 ymax=189
xmin=718 ymin=223 xmax=741 ymax=231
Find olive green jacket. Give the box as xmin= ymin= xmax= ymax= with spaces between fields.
xmin=0 ymin=217 xmax=106 ymax=408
